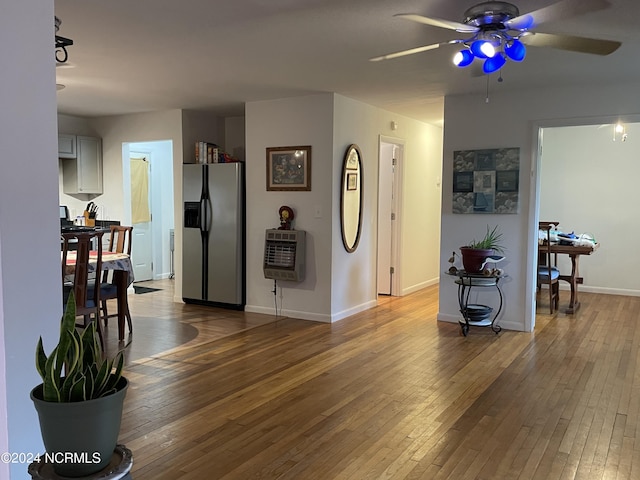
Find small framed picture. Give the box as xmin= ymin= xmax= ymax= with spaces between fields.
xmin=347 ymin=172 xmax=357 ymax=191
xmin=266 ymin=146 xmax=311 ymax=191
xmin=345 ymin=149 xmax=359 ymax=170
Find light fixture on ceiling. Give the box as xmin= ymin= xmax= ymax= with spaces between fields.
xmin=55 ymin=16 xmax=73 ymax=64
xmin=371 ymin=1 xmax=622 ymax=79
xmin=613 ymin=123 xmax=627 ymax=142
xmin=452 ymin=32 xmax=526 ymax=74
xmin=452 ymin=49 xmax=474 ymax=67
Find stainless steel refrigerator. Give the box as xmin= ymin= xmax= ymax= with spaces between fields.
xmin=182 ymin=162 xmax=245 ymax=308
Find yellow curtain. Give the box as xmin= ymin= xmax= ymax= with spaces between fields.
xmin=130 ymin=157 xmax=151 ymax=224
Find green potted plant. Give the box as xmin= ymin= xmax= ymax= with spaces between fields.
xmin=30 ymin=292 xmax=128 ymax=477
xmin=460 ymin=224 xmax=505 ymax=273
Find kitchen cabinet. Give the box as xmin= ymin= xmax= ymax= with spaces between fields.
xmin=61 ymin=136 xmax=103 ymax=194
xmin=58 ymin=134 xmax=77 ymax=158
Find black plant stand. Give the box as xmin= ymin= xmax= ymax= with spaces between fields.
xmin=450 ymin=270 xmax=504 ymax=336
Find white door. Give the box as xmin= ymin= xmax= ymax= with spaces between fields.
xmin=377 ymin=143 xmax=394 ymax=295
xmin=377 ymin=139 xmax=403 ymax=296
xmin=130 ymin=155 xmax=153 ymax=281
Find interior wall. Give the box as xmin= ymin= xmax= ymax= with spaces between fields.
xmin=58 ymin=113 xmax=99 ymax=136
xmin=439 ymin=80 xmax=640 ymax=332
xmin=225 ymin=116 xmax=246 ymax=161
xmin=245 ymin=94 xmax=335 ymax=321
xmin=1 ymin=3 xmax=61 ymax=478
xmin=540 ymin=123 xmax=640 ymax=296
xmin=397 ymin=115 xmax=443 ymax=295
xmin=0 ymin=233 xmax=6 ymax=480
xmin=245 ymin=93 xmax=442 ymax=322
xmin=181 ymin=110 xmax=225 ymax=164
xmin=58 ymin=111 xmax=184 ymax=224
xmin=331 ymin=95 xmax=443 ymax=321
xmin=89 ymin=110 xmax=186 ymax=299
xmin=331 ymin=96 xmax=380 ymax=319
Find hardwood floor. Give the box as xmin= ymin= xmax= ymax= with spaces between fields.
xmin=113 ymin=281 xmax=640 ymax=479
xmin=101 ymin=279 xmax=279 ymax=365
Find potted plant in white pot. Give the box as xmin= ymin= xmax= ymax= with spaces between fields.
xmin=460 ymin=224 xmax=505 ymax=273
xmin=30 ymin=292 xmax=129 ymax=478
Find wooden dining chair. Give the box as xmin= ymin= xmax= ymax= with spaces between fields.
xmin=537 ymin=222 xmax=560 ymax=313
xmin=100 ymin=225 xmax=133 ymax=334
xmin=61 ymin=230 xmax=106 ymax=347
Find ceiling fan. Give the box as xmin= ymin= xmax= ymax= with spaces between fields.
xmin=370 ymin=0 xmax=621 ymax=74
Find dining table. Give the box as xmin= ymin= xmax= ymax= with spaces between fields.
xmin=539 ymin=242 xmax=599 ymax=314
xmin=64 ymin=250 xmax=135 ymax=340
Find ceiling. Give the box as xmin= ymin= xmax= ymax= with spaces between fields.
xmin=54 ymin=0 xmax=640 ymax=127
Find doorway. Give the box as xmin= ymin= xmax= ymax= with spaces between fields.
xmin=536 ymin=122 xmax=639 ymax=292
xmin=377 ymin=137 xmax=404 ymax=296
xmin=528 ymin=117 xmax=640 ymax=330
xmin=129 ymin=155 xmax=153 ymax=281
xmin=122 ymin=140 xmax=174 ymax=283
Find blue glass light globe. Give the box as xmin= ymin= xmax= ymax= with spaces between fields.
xmin=453 ymin=49 xmax=474 ymax=67
xmin=483 ymin=53 xmax=506 ymax=73
xmin=470 ymin=40 xmax=495 ymax=59
xmin=505 ymin=40 xmax=526 ymax=61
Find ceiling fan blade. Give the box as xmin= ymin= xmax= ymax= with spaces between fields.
xmin=505 ymin=0 xmax=611 ymax=30
xmin=369 ymin=40 xmax=459 ymax=62
xmin=521 ymin=32 xmax=621 ymax=55
xmin=395 ymin=13 xmax=479 ymax=34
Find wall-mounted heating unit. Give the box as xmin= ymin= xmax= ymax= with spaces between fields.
xmin=263 ymin=229 xmax=306 ymax=281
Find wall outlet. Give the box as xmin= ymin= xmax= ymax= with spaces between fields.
xmin=314 ymin=206 xmax=322 ymax=218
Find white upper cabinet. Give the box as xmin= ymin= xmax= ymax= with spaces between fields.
xmin=61 ymin=135 xmax=103 ymax=194
xmin=58 ymin=134 xmax=77 ymax=158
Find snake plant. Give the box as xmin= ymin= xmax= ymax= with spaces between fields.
xmin=35 ymin=291 xmax=124 ymax=402
xmin=466 ymin=224 xmax=505 ymax=254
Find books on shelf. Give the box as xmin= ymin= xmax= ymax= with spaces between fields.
xmin=191 ymin=140 xmax=242 ymax=164
xmin=194 ymin=141 xmax=220 ymax=164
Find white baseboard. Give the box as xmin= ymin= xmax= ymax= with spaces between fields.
xmin=331 ymin=300 xmax=378 ymax=323
xmin=244 ymin=305 xmax=332 ymax=323
xmin=540 ymin=284 xmax=640 ymax=297
xmin=437 ymin=313 xmax=461 ymax=324
xmin=154 ymin=272 xmax=172 ymax=280
xmin=401 ymin=277 xmax=439 ymax=296
xmin=246 ymin=299 xmax=378 ymax=324
xmin=437 ymin=313 xmax=526 ymax=332
xmin=573 ymin=285 xmax=640 ymax=297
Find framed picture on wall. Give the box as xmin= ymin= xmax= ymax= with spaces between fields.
xmin=346 ymin=172 xmax=357 ymax=191
xmin=453 ymin=147 xmax=520 ymax=214
xmin=266 ymin=146 xmax=311 ymax=191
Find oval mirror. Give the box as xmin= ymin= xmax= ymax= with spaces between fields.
xmin=340 ymin=144 xmax=363 ymax=253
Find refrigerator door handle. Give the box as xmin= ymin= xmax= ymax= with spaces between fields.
xmin=199 ymin=195 xmax=210 ymax=300
xmin=200 ymin=197 xmax=207 ymax=233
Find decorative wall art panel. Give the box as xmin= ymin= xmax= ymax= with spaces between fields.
xmin=452 ymin=147 xmax=520 ymax=214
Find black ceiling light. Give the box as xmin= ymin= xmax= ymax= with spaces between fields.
xmin=55 ymin=16 xmax=73 ymax=64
